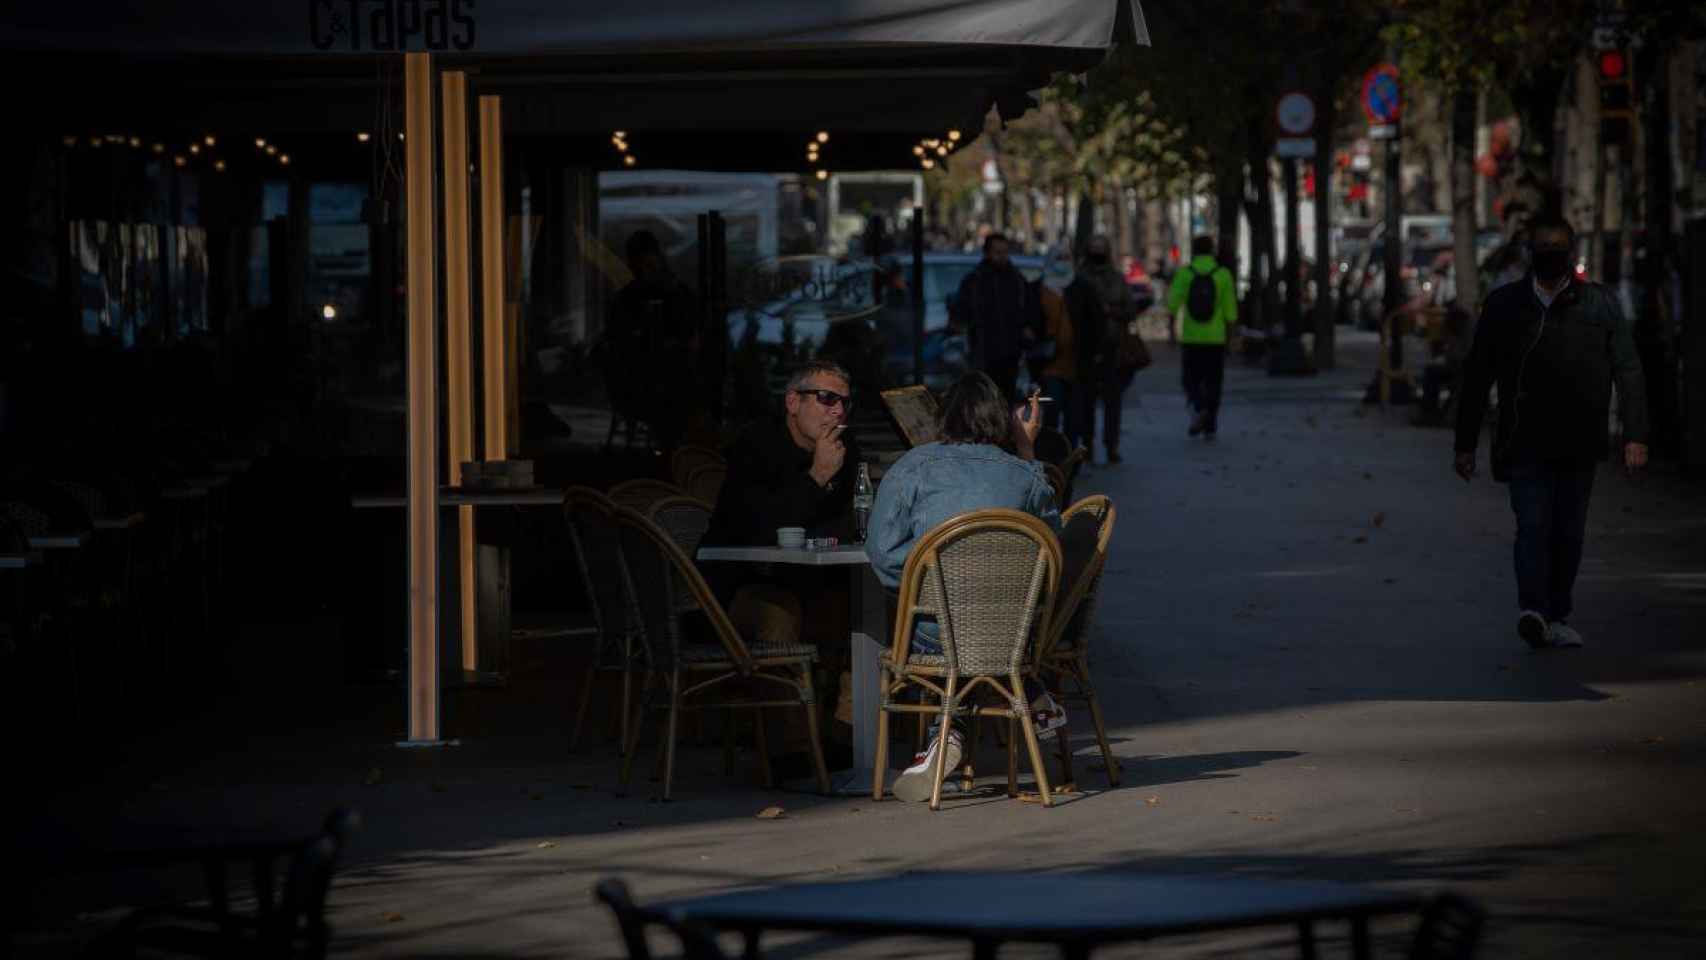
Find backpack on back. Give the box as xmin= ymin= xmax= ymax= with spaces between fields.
xmin=1185 ymin=267 xmax=1219 ymax=323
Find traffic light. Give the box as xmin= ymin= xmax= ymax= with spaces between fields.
xmin=1597 ymin=48 xmax=1634 ymax=144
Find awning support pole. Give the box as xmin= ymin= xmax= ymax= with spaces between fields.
xmin=442 ymin=70 xmax=478 ymax=674
xmin=404 ymin=51 xmax=441 ymax=744
xmin=479 ymin=94 xmax=508 ymax=462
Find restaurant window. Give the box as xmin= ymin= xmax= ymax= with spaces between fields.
xmin=308 ymin=182 xmax=370 ymax=324
xmin=246 ymin=180 xmax=291 ymax=309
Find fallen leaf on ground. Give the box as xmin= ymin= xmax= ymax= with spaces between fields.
xmin=756 ymin=806 xmax=786 ymax=819
xmin=1372 ymin=512 xmax=1386 ymax=527
xmin=362 ymin=768 xmax=382 ymax=787
xmin=1395 ymin=807 xmax=1417 ymax=814
xmin=535 ymin=840 xmax=557 ymax=849
xmin=1641 ymin=736 xmax=1666 ymax=744
xmin=382 ymin=912 xmax=405 ymax=923
xmin=1144 ymin=796 xmax=1161 ymax=806
xmin=1250 ymin=814 xmax=1278 ymax=822
xmin=1352 ymin=535 xmax=1369 ymax=544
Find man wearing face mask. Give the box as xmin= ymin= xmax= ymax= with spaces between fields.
xmin=1453 ymin=215 xmax=1648 ymax=651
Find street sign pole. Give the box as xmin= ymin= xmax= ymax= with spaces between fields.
xmin=1269 ymin=87 xmax=1317 ymax=375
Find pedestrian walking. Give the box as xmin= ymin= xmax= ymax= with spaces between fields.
xmin=1077 ymin=235 xmax=1136 ymax=464
xmin=1034 ymin=251 xmax=1104 ymax=452
xmin=1166 ymin=234 xmax=1236 ymax=439
xmin=951 ymin=232 xmax=1032 ymax=402
xmin=1453 ymin=215 xmax=1649 ymax=650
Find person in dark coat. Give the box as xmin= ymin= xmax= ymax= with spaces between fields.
xmin=1453 ymin=215 xmax=1648 ymax=651
xmin=951 ymin=233 xmax=1032 ymax=402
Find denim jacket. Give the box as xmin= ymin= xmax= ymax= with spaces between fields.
xmin=866 ymin=441 xmax=1061 ymax=589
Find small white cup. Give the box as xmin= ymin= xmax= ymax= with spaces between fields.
xmin=777 ymin=526 xmax=806 ymax=548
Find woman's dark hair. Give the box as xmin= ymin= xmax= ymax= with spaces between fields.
xmin=939 ymin=372 xmax=1012 ymax=448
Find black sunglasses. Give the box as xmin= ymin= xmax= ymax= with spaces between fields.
xmin=795 ymin=388 xmax=852 ymax=411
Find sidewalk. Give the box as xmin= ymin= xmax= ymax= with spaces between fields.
xmin=16 ymin=332 xmax=1706 ymax=958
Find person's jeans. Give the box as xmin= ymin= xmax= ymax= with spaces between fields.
xmin=1506 ymin=461 xmax=1597 ymax=622
xmin=1180 ymin=344 xmax=1226 ymax=430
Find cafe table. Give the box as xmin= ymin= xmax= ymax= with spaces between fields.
xmin=656 ymin=871 xmax=1426 ymax=960
xmin=351 ymin=486 xmax=573 ymax=684
xmin=694 ymin=543 xmax=885 ymax=795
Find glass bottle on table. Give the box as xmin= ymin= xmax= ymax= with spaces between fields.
xmin=853 ymin=461 xmax=874 ymax=542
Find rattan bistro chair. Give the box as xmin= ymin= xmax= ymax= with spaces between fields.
xmin=608 ymin=478 xmax=692 ymax=514
xmin=670 ymin=445 xmax=726 ymax=489
xmin=1039 ymin=495 xmax=1120 ymax=787
xmin=1042 ymin=463 xmax=1068 ymax=510
xmin=564 ymin=487 xmax=650 ymax=752
xmin=614 ymin=507 xmax=831 ymax=800
xmin=872 ymin=509 xmax=1063 ymax=810
xmin=682 ymin=461 xmax=729 ymax=506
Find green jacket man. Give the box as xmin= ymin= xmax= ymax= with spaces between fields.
xmin=1165 ymin=236 xmax=1237 ymax=437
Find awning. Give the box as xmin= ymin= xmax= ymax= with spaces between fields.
xmin=7 ymin=1 xmax=1147 ymax=56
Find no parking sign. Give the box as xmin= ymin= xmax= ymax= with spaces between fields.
xmin=1363 ymin=63 xmax=1402 ymax=139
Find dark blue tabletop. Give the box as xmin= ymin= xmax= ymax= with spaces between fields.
xmin=658 ymin=871 xmax=1422 ymax=945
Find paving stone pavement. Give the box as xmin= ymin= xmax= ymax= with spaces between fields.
xmin=17 ymin=334 xmax=1705 ymax=959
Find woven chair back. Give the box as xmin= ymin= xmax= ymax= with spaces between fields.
xmin=682 ymin=462 xmax=728 ymax=506
xmin=563 ymin=487 xmax=630 ymax=640
xmin=1041 ymin=463 xmax=1067 ymax=510
xmin=670 ymin=445 xmax=726 ymax=488
xmin=612 ymin=506 xmax=752 ymax=670
xmin=607 ymin=478 xmax=687 ymax=513
xmin=1045 ymin=495 xmax=1116 ymax=655
xmin=898 ymin=509 xmax=1061 ymax=678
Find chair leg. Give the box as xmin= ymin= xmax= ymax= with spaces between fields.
xmin=660 ymin=669 xmax=683 ymax=801
xmin=871 ymin=668 xmax=892 ymax=800
xmin=571 ymin=660 xmax=599 ymax=751
xmin=1015 ymin=690 xmax=1054 ymax=808
xmin=928 ymin=682 xmax=957 ymax=811
xmin=799 ymin=672 xmax=832 ymax=795
xmin=1006 ymin=718 xmax=1019 ymax=797
xmin=965 ymin=707 xmax=980 ymax=793
xmin=1056 ymin=727 xmax=1074 ymax=789
xmin=618 ymin=692 xmax=653 ymax=795
xmin=1078 ymin=660 xmax=1121 ymax=786
xmin=722 ymin=710 xmax=737 ymax=775
xmin=752 ymin=708 xmax=775 ymax=789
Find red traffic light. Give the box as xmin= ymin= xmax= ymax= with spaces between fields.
xmin=1598 ymin=50 xmax=1627 ymax=81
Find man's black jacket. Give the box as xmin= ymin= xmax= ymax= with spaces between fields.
xmin=1454 ymin=276 xmax=1648 ymax=481
xmin=952 ymin=261 xmax=1032 ymax=367
xmin=702 ymin=417 xmax=859 ymax=549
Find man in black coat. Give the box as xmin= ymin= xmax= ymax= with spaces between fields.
xmin=1453 ymin=216 xmax=1648 ymax=651
xmin=951 ymin=233 xmax=1032 ymax=402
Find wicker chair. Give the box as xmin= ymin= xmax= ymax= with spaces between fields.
xmin=1060 ymin=445 xmax=1090 ymax=505
xmin=564 ymin=487 xmax=649 ymax=753
xmin=607 ymin=478 xmax=692 ymax=514
xmin=614 ymin=506 xmax=830 ymax=799
xmin=872 ymin=509 xmax=1063 ymax=810
xmin=682 ymin=461 xmax=728 ymax=506
xmin=1038 ymin=495 xmax=1120 ymax=787
xmin=670 ymin=445 xmax=726 ymax=488
xmin=1041 ymin=463 xmax=1068 ymax=510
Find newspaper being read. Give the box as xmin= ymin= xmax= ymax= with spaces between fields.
xmin=879 ymin=385 xmax=940 ymax=448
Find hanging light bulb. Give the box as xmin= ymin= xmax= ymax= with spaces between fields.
xmin=152 ymin=143 xmax=165 ymax=154
xmin=189 ymin=144 xmax=201 ymax=155
xmin=921 ymin=158 xmax=935 ymax=170
xmin=214 ymin=160 xmax=227 ymax=172
xmin=173 ymin=155 xmax=187 ymax=167
xmin=913 ymin=146 xmax=925 ymax=157
xmin=624 ymin=155 xmax=636 ymax=167
xmin=63 ymin=135 xmax=77 ymax=147
xmin=936 ymin=146 xmax=948 ymax=156
xmin=357 ymin=132 xmax=371 ymax=143
xmin=816 ymin=131 xmax=829 ymax=143
xmin=279 ymin=154 xmax=290 ymax=165
xmin=614 ymin=130 xmax=627 ymax=139
xmin=255 ymin=137 xmax=266 ymax=148
xmin=128 ymin=136 xmax=141 ymax=148
xmin=816 ymin=169 xmax=829 ymax=181
xmin=204 ymin=135 xmax=216 ymax=147
xmin=265 ymin=145 xmax=278 ymax=155
xmin=948 ymin=130 xmax=962 ymax=141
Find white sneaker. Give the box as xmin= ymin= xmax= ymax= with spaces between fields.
xmin=1517 ymin=610 xmax=1548 ymax=649
xmin=892 ymin=730 xmax=963 ymax=803
xmin=1031 ymin=692 xmax=1069 ymax=735
xmin=1547 ymin=622 xmax=1584 ymax=648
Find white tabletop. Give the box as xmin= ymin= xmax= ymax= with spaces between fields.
xmin=29 ymin=532 xmax=90 ymax=550
xmin=0 ymin=553 xmax=40 ymax=569
xmin=697 ymin=544 xmax=869 ymax=566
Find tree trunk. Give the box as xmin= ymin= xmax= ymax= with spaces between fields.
xmin=1313 ymin=75 xmax=1338 ymax=371
xmin=1511 ymin=65 xmax=1570 ymax=217
xmin=1113 ymin=180 xmax=1134 ymax=261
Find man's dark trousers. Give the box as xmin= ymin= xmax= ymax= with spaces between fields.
xmin=1506 ymin=460 xmax=1596 ymax=621
xmin=1181 ymin=344 xmax=1226 ymax=429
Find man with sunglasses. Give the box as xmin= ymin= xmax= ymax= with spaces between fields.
xmin=1454 ymin=215 xmax=1648 ymax=651
xmin=703 ymin=360 xmax=863 ymax=649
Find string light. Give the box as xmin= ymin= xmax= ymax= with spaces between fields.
xmin=265 ymin=145 xmax=278 ymax=155
xmin=357 ymin=132 xmax=371 ymax=143
xmin=204 ymin=135 xmax=216 ymax=147
xmin=214 ymin=160 xmax=227 ymax=172
xmin=921 ymin=158 xmax=935 ymax=170
xmin=128 ymin=136 xmax=141 ymax=148
xmin=63 ymin=136 xmax=76 ymax=147
xmin=623 ymin=155 xmax=636 ymax=167
xmin=255 ymin=137 xmax=266 ymax=148
xmin=948 ymin=130 xmax=962 ymax=141
xmin=189 ymin=144 xmax=201 ymax=155
xmin=816 ymin=131 xmax=829 ymax=143
xmin=173 ymin=155 xmax=187 ymax=167
xmin=913 ymin=146 xmax=925 ymax=157
xmin=279 ymin=154 xmax=290 ymax=165
xmin=152 ymin=143 xmax=165 ymax=154
xmin=816 ymin=169 xmax=829 ymax=181
xmin=936 ymin=145 xmax=948 ymax=156
xmin=614 ymin=130 xmax=627 ymax=139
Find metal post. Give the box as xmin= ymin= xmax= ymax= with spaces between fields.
xmin=479 ymin=94 xmax=508 ymax=462
xmin=911 ymin=206 xmax=925 ymax=386
xmin=402 ymin=52 xmax=440 ymax=744
xmin=1284 ymin=156 xmax=1302 ymax=338
xmin=1382 ymin=134 xmax=1405 ymax=376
